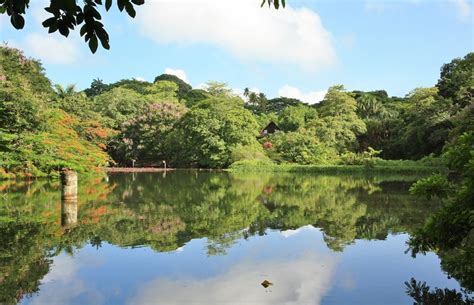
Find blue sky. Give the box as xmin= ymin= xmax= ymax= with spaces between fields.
xmin=1 ymin=0 xmax=473 ymax=103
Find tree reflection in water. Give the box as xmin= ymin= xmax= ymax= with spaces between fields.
xmin=0 ymin=171 xmax=468 ymax=303
xmin=405 ymin=278 xmax=473 ymax=305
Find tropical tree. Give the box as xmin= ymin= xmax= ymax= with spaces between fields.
xmin=398 ymin=87 xmax=452 ymax=159
xmin=54 ymin=84 xmax=78 ymax=98
xmin=109 ymin=101 xmax=187 ymax=165
xmin=355 ymin=93 xmax=391 ymax=120
xmin=84 ymin=78 xmax=109 ymax=97
xmin=437 ymin=52 xmax=474 ymax=108
xmin=167 ymin=97 xmax=260 ymax=168
xmin=154 ymin=74 xmax=192 ymax=100
xmin=0 ymin=47 xmax=51 ymax=133
xmin=267 ymin=131 xmax=336 ymax=164
xmin=266 ymin=97 xmax=306 ymax=114
xmin=244 ymin=88 xmax=268 ymax=114
xmin=93 ymin=87 xmax=153 ymax=128
xmin=202 ymin=81 xmax=237 ymax=98
xmin=310 ymin=85 xmax=366 ymax=152
xmin=278 ymin=105 xmax=317 ymax=132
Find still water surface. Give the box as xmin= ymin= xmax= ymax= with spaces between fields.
xmin=0 ymin=171 xmax=468 ymax=304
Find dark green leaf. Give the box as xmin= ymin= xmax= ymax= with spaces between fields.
xmin=105 ymin=0 xmax=112 ymax=11
xmin=13 ymin=1 xmax=26 ymax=13
xmin=76 ymin=13 xmax=84 ymax=24
xmin=80 ymin=24 xmax=87 ymax=36
xmin=91 ymin=7 xmax=102 ymax=20
xmin=42 ymin=17 xmax=56 ymax=27
xmin=45 ymin=7 xmax=56 ymax=14
xmin=58 ymin=22 xmax=70 ymax=36
xmin=99 ymin=36 xmax=110 ymax=49
xmin=10 ymin=14 xmax=25 ymax=29
xmin=63 ymin=0 xmax=76 ymax=12
xmin=89 ymin=35 xmax=98 ymax=53
xmin=117 ymin=0 xmax=125 ymax=11
xmin=125 ymin=2 xmax=136 ymax=18
xmin=48 ymin=22 xmax=59 ymax=33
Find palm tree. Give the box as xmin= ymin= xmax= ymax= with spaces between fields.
xmin=357 ymin=93 xmax=387 ymax=119
xmin=244 ymin=87 xmax=250 ymax=98
xmin=54 ymin=84 xmax=77 ymax=99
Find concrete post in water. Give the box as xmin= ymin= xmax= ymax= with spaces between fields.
xmin=61 ymin=170 xmax=78 ymax=226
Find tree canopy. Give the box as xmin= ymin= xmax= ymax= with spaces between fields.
xmin=1 ymin=45 xmax=473 ymax=178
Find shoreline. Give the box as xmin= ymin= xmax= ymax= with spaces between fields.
xmin=228 ymin=163 xmax=443 ymax=175
xmin=104 ymin=167 xmax=226 ymax=173
xmin=105 ymin=167 xmax=174 ymax=173
xmin=0 ymin=164 xmax=442 ymax=180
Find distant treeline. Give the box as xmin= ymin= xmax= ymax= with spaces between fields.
xmin=0 ymin=46 xmax=472 ymax=177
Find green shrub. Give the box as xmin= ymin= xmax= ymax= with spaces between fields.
xmin=409 ymin=174 xmax=451 ymax=199
xmin=266 ymin=131 xmax=336 ymax=165
xmin=230 ymin=144 xmax=269 ymax=163
xmin=338 ymin=147 xmax=382 ymax=167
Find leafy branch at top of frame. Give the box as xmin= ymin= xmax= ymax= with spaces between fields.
xmin=0 ymin=0 xmax=145 ymax=53
xmin=1 ymin=0 xmax=286 ymax=54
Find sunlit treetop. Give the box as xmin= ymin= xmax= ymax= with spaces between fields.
xmin=0 ymin=0 xmax=285 ymax=53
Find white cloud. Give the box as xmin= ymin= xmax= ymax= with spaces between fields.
xmin=164 ymin=68 xmax=188 ymax=82
xmin=128 ymin=252 xmax=336 ymax=305
xmin=133 ymin=76 xmax=147 ymax=82
xmin=31 ymin=255 xmax=104 ymax=305
xmin=449 ymin=0 xmax=472 ymax=21
xmin=136 ymin=0 xmax=336 ymax=71
xmin=280 ymin=225 xmax=318 ymax=238
xmin=41 ymin=255 xmax=78 ymax=284
xmin=195 ymin=82 xmax=206 ymax=89
xmin=171 ymin=246 xmax=185 ymax=253
xmin=21 ymin=33 xmax=81 ymax=64
xmin=232 ymin=87 xmax=245 ymax=99
xmin=278 ymin=85 xmax=327 ymax=104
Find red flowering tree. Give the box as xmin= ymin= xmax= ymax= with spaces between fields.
xmin=109 ymin=101 xmax=187 ymax=165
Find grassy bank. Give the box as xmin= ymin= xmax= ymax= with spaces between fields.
xmin=1 ymin=159 xmax=443 ymax=181
xmin=228 ymin=160 xmax=444 ymax=176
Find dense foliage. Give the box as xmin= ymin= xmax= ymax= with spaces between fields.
xmin=409 ymin=132 xmax=474 ymax=291
xmin=0 ymin=47 xmax=109 ymax=178
xmin=1 ymin=46 xmax=472 ymax=175
xmin=405 ymin=53 xmax=473 ymax=292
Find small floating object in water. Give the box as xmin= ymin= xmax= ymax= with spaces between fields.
xmin=261 ymin=280 xmax=273 ymax=288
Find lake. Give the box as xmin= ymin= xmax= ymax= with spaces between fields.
xmin=0 ymin=171 xmax=470 ymax=305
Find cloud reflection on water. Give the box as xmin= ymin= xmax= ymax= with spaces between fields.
xmin=28 ymin=255 xmax=104 ymax=305
xmin=128 ymin=252 xmax=336 ymax=305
